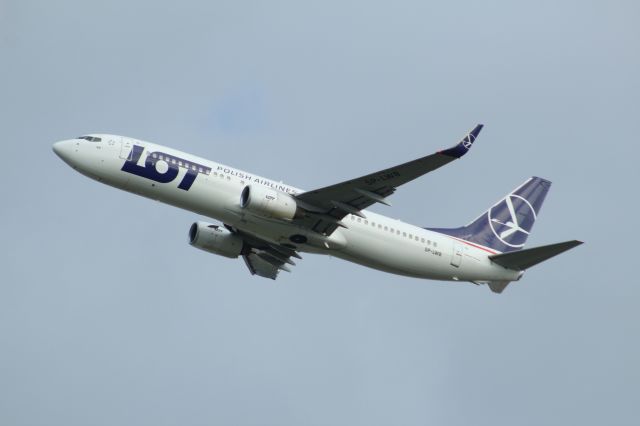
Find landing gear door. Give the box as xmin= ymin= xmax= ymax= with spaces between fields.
xmin=451 ymin=242 xmax=463 ymax=267
xmin=120 ymin=138 xmax=133 ymax=160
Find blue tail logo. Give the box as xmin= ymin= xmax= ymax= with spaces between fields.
xmin=428 ymin=177 xmax=551 ymax=253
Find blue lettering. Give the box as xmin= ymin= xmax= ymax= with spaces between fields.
xmin=121 ymin=145 xmax=211 ymax=191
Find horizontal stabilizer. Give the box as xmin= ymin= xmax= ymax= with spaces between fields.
xmin=489 ymin=240 xmax=583 ymax=270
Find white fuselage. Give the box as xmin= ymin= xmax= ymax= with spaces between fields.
xmin=53 ymin=135 xmax=521 ymax=284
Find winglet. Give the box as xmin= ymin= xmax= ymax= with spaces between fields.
xmin=440 ymin=124 xmax=483 ymax=158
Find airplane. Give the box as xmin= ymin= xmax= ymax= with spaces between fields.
xmin=52 ymin=125 xmax=582 ymax=293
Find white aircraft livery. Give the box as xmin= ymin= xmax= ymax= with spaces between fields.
xmin=53 ymin=125 xmax=582 ymax=293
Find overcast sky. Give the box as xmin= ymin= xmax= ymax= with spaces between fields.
xmin=1 ymin=1 xmax=638 ymax=425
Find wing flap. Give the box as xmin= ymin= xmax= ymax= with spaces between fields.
xmin=243 ymin=253 xmax=283 ymax=279
xmin=231 ymin=228 xmax=300 ymax=279
xmin=487 ymin=280 xmax=511 ymax=294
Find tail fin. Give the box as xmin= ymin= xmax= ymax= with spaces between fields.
xmin=429 ymin=177 xmax=551 ymax=253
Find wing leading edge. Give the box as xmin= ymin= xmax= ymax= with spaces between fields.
xmin=294 ymin=124 xmax=483 ymax=235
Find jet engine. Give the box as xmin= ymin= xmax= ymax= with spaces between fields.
xmin=240 ymin=185 xmax=300 ymax=220
xmin=188 ymin=221 xmax=244 ymax=258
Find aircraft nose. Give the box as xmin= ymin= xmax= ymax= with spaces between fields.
xmin=52 ymin=140 xmax=76 ymax=164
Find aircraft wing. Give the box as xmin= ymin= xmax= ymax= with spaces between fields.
xmin=294 ymin=124 xmax=483 ymax=235
xmin=230 ymin=227 xmax=301 ymax=279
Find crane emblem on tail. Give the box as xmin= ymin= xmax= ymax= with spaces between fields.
xmin=488 ymin=194 xmax=536 ymax=248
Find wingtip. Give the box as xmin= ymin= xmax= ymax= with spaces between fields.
xmin=472 ymin=123 xmax=484 ymax=136
xmin=440 ymin=124 xmax=483 ymax=158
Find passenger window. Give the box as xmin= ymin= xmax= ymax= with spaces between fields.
xmin=384 ymin=226 xmax=388 ymax=231
xmin=364 ymin=220 xmax=368 ymax=225
xmin=421 ymin=238 xmax=425 ymax=243
xmin=357 ymin=218 xmax=361 ymax=223
xmin=403 ymin=232 xmax=407 ymax=237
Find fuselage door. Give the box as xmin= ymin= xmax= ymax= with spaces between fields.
xmin=120 ymin=138 xmax=133 ymax=160
xmin=451 ymin=242 xmax=463 ymax=267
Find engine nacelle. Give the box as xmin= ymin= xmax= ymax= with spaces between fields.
xmin=188 ymin=221 xmax=244 ymax=258
xmin=240 ymin=185 xmax=299 ymax=220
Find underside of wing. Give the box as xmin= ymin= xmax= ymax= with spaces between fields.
xmin=242 ymin=253 xmax=285 ymax=279
xmin=229 ymin=226 xmax=301 ymax=279
xmin=294 ymin=124 xmax=483 ymax=235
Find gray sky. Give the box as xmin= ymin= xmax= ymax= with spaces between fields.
xmin=1 ymin=1 xmax=638 ymax=425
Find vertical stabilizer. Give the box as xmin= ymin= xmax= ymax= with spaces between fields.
xmin=429 ymin=177 xmax=551 ymax=253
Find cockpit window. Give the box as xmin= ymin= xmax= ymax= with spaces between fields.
xmin=78 ymin=136 xmax=102 ymax=142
